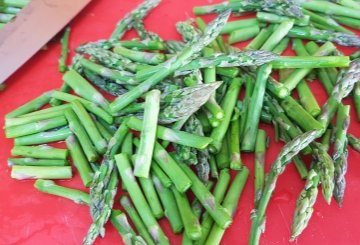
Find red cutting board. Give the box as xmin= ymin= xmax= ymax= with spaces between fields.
xmin=1 ymin=0 xmax=360 ymax=244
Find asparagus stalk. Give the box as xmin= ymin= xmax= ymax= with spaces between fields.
xmin=254 ymin=129 xmax=267 ymax=207
xmin=229 ymin=112 xmax=242 ymax=170
xmin=204 ymin=167 xmax=249 ymax=245
xmin=249 ymin=129 xmax=322 ymax=245
xmin=115 ymin=153 xmax=170 ymax=245
xmin=256 ymin=12 xmax=309 ymax=26
xmin=333 ymin=16 xmax=360 ymax=30
xmin=0 ymin=6 xmax=21 ymax=14
xmin=271 ymin=56 xmax=350 ymax=69
xmin=333 ymin=104 xmax=350 ymax=205
xmin=348 ymin=134 xmax=360 ymax=152
xmin=178 ymin=164 xmax=232 ymax=229
xmin=297 ymin=80 xmax=321 ymax=117
xmin=66 ymin=135 xmax=93 ymax=187
xmin=109 ymin=11 xmax=231 ymax=113
xmin=134 ymin=90 xmax=160 ymax=178
xmin=59 ymin=27 xmax=71 ymax=73
xmin=120 ymin=196 xmax=156 ymax=245
xmin=245 ymin=25 xmax=275 ymax=50
xmin=5 ymin=109 xmax=64 ymax=128
xmin=2 ymin=0 xmax=29 ymax=8
xmin=8 ymin=158 xmax=68 ymax=166
xmin=14 ymin=127 xmax=72 ymax=146
xmin=290 ymin=168 xmax=320 ymax=240
xmin=354 ymin=82 xmax=360 ymax=121
xmin=301 ymin=1 xmax=360 ymax=19
xmin=6 ymin=91 xmax=53 ymax=118
xmin=11 ymin=166 xmax=72 ymax=180
xmin=127 ymin=117 xmax=213 ymax=149
xmin=271 ymin=37 xmax=290 ymax=55
xmin=242 ymin=64 xmax=272 ymax=152
xmin=195 ymin=169 xmax=231 ymax=245
xmin=228 ymin=25 xmax=260 ymax=44
xmin=152 ymin=175 xmax=183 ymax=234
xmin=260 ymin=20 xmax=294 ymax=51
xmin=11 ymin=145 xmax=68 ymax=160
xmin=209 ymin=77 xmax=242 ymax=153
xmin=215 ymin=130 xmax=230 ymax=169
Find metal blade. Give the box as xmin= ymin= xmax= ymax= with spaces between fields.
xmin=0 ymin=0 xmax=91 ymax=84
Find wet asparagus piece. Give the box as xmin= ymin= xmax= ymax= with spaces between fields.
xmin=11 ymin=166 xmax=72 ymax=180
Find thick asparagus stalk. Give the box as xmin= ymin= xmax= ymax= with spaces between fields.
xmin=242 ymin=64 xmax=272 ymax=152
xmin=249 ymin=129 xmax=322 ymax=245
xmin=11 ymin=145 xmax=68 ymax=160
xmin=256 ymin=12 xmax=309 ymax=26
xmin=134 ymin=90 xmax=160 ymax=178
xmin=297 ymin=80 xmax=321 ymax=117
xmin=229 ymin=112 xmax=242 ymax=170
xmin=260 ymin=20 xmax=294 ymax=51
xmin=11 ymin=166 xmax=72 ymax=180
xmin=301 ymin=1 xmax=360 ymax=19
xmin=8 ymin=158 xmax=68 ymax=166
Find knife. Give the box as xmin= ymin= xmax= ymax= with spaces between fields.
xmin=0 ymin=0 xmax=92 ymax=85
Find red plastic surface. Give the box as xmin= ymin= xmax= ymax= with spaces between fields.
xmin=1 ymin=0 xmax=360 ymax=244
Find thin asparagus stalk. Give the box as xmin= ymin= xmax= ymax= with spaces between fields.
xmin=134 ymin=90 xmax=160 ymax=178
xmin=16 ymin=104 xmax=70 ymax=118
xmin=14 ymin=127 xmax=72 ymax=146
xmin=229 ymin=113 xmax=242 ymax=170
xmin=242 ymin=64 xmax=272 ymax=152
xmin=121 ymin=132 xmax=133 ymax=155
xmin=8 ymin=158 xmax=68 ymax=166
xmin=260 ymin=20 xmax=294 ymax=51
xmin=59 ymin=27 xmax=71 ymax=73
xmin=301 ymin=1 xmax=360 ymax=19
xmin=215 ymin=130 xmax=230 ymax=169
xmin=249 ymin=129 xmax=322 ymax=245
xmin=115 ymin=153 xmax=170 ymax=245
xmin=333 ymin=104 xmax=350 ymax=206
xmin=11 ymin=166 xmax=72 ymax=180
xmin=256 ymin=12 xmax=309 ymax=26
xmin=110 ymin=0 xmax=161 ymax=40
xmin=109 ymin=11 xmax=231 ymax=113
xmin=178 ymin=164 xmax=232 ymax=229
xmin=11 ymin=145 xmax=68 ymax=160
xmin=271 ymin=56 xmax=350 ymax=69
xmin=354 ymin=82 xmax=360 ymax=121
xmin=348 ymin=134 xmax=360 ymax=152
xmin=113 ymin=46 xmax=166 ymax=65
xmin=204 ymin=167 xmax=249 ymax=245
xmin=290 ymin=168 xmax=320 ymax=240
xmin=71 ymin=100 xmax=107 ymax=154
xmin=228 ymin=25 xmax=260 ymax=44
xmin=287 ymin=26 xmax=360 ymax=47
xmin=172 ymin=186 xmax=202 ymax=241
xmin=245 ymin=25 xmax=275 ymax=50
xmin=127 ymin=117 xmax=213 ymax=149
xmin=152 ymin=175 xmax=183 ymax=234
xmin=65 ymin=109 xmax=99 ymax=162
xmin=120 ymin=196 xmax=156 ymax=245
xmin=134 ymin=138 xmax=192 ymax=193
xmin=6 ymin=91 xmax=53 ymax=118
xmin=209 ymin=77 xmax=242 ymax=153
xmin=118 ymin=40 xmax=166 ymax=50
xmin=221 ymin=18 xmax=259 ymax=34
xmin=297 ymin=80 xmax=321 ymax=117
xmin=271 ymin=37 xmax=290 ymax=55
xmin=95 ymin=119 xmax=112 ymax=142
xmin=293 ymin=156 xmax=309 ymax=179
xmin=333 ymin=16 xmax=360 ymax=30
xmin=66 ymin=135 xmax=93 ymax=187
xmin=321 ymin=128 xmax=333 ymax=152
xmin=194 ymin=169 xmax=231 ymax=245
xmin=63 ymin=70 xmax=110 ymax=112
xmin=254 ymin=129 xmax=266 ymax=207
xmin=239 ymin=76 xmax=255 ymax=138
xmin=317 ymin=58 xmax=360 ymax=127
xmin=209 ymin=155 xmax=219 ymax=179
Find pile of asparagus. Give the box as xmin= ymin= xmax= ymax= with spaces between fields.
xmin=0 ymin=0 xmax=30 ymax=30
xmin=4 ymin=0 xmax=360 ymax=244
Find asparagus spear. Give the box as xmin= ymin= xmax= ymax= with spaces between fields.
xmin=59 ymin=27 xmax=71 ymax=73
xmin=245 ymin=25 xmax=275 ymax=50
xmin=115 ymin=153 xmax=170 ymax=245
xmin=11 ymin=166 xmax=72 ymax=180
xmin=14 ymin=127 xmax=72 ymax=146
xmin=127 ymin=117 xmax=213 ymax=149
xmin=209 ymin=77 xmax=242 ymax=153
xmin=354 ymin=82 xmax=360 ymax=121
xmin=8 ymin=158 xmax=68 ymax=166
xmin=249 ymin=129 xmax=322 ymax=245
xmin=134 ymin=90 xmax=160 ymax=178
xmin=120 ymin=196 xmax=156 ymax=245
xmin=348 ymin=134 xmax=360 ymax=152
xmin=242 ymin=64 xmax=272 ymax=152
xmin=109 ymin=10 xmax=231 ymax=113
xmin=297 ymin=80 xmax=321 ymax=117
xmin=66 ymin=135 xmax=93 ymax=187
xmin=317 ymin=58 xmax=360 ymax=127
xmin=301 ymin=0 xmax=360 ymax=19
xmin=260 ymin=20 xmax=294 ymax=51
xmin=204 ymin=167 xmax=249 ymax=245
xmin=291 ymin=168 xmax=320 ymax=240
xmin=228 ymin=26 xmax=260 ymax=44
xmin=254 ymin=129 xmax=267 ymax=207
xmin=152 ymin=175 xmax=183 ymax=234
xmin=11 ymin=145 xmax=68 ymax=160
xmin=333 ymin=104 xmax=350 ymax=206
xmin=256 ymin=12 xmax=309 ymax=26
xmin=229 ymin=111 xmax=242 ymax=170
xmin=110 ymin=0 xmax=161 ymax=40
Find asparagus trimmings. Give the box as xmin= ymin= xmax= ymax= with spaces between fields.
xmin=11 ymin=166 xmax=72 ymax=180
xmin=249 ymin=129 xmax=322 ymax=245
xmin=109 ymin=10 xmax=231 ymax=113
xmin=115 ymin=153 xmax=170 ymax=245
xmin=11 ymin=145 xmax=68 ymax=160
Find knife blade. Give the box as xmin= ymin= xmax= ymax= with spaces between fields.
xmin=0 ymin=0 xmax=91 ymax=84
